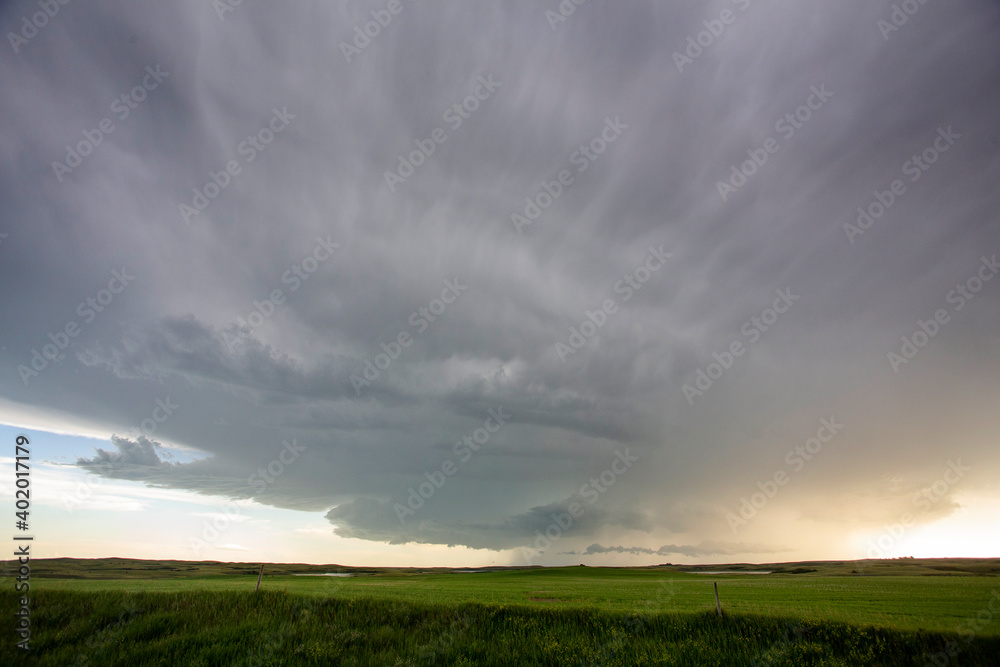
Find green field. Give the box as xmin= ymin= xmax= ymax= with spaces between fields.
xmin=3 ymin=558 xmax=999 ymax=665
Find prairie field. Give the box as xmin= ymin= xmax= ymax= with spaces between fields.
xmin=3 ymin=558 xmax=999 ymax=665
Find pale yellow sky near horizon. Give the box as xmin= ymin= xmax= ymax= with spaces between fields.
xmin=3 ymin=426 xmax=998 ymax=568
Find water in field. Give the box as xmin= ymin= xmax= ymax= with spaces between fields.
xmin=291 ymin=573 xmax=355 ymax=577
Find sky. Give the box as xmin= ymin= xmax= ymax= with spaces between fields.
xmin=1 ymin=0 xmax=999 ymax=567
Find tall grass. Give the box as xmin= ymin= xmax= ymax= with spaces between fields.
xmin=3 ymin=589 xmax=998 ymax=665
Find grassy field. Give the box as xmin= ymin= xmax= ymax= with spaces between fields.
xmin=2 ymin=558 xmax=999 ymax=665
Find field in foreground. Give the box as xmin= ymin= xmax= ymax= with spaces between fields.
xmin=3 ymin=589 xmax=1000 ymax=666
xmin=2 ymin=558 xmax=999 ymax=665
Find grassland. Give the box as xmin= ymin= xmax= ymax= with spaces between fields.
xmin=2 ymin=558 xmax=998 ymax=665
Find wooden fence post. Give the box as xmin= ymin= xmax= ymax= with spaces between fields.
xmin=255 ymin=564 xmax=264 ymax=592
xmin=714 ymin=582 xmax=723 ymax=617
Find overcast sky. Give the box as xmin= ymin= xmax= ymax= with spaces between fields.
xmin=1 ymin=0 xmax=999 ymax=566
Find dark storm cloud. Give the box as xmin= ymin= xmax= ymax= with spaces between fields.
xmin=326 ymin=491 xmax=651 ymax=552
xmin=568 ymin=542 xmax=788 ymax=558
xmin=2 ymin=0 xmax=999 ymax=561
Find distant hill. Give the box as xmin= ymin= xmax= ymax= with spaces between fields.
xmin=2 ymin=556 xmax=997 ymax=579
